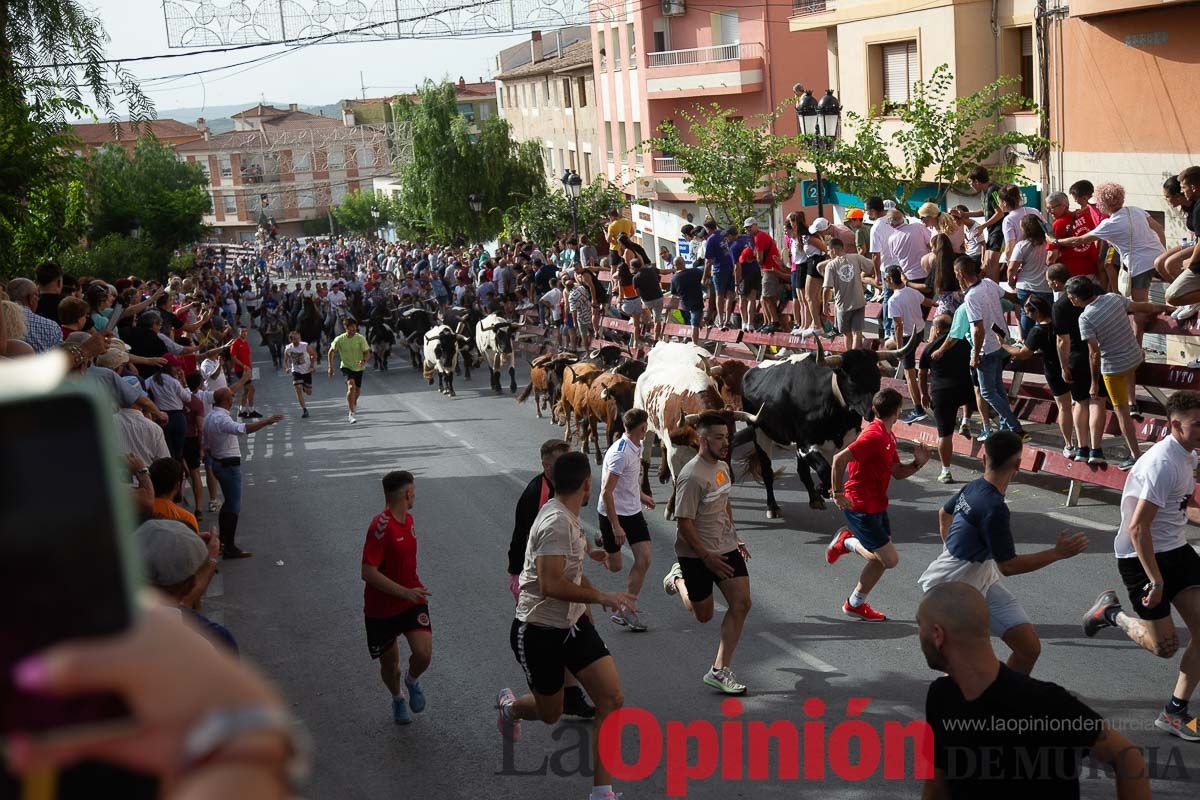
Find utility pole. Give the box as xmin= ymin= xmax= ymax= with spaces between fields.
xmin=360 ymin=71 xmax=366 ymax=101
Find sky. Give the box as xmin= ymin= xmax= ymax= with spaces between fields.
xmin=85 ymin=0 xmax=530 ymax=115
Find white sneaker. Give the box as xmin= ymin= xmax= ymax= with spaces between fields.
xmin=348 ymin=413 xmax=357 ymax=424
xmin=938 ymin=468 xmax=953 ymax=484
xmin=1170 ymin=304 xmax=1199 ymax=321
xmin=800 ymin=326 xmax=816 ymax=339
xmin=790 ymin=325 xmax=804 ymax=335
xmin=1188 ymin=357 xmax=1200 ymax=370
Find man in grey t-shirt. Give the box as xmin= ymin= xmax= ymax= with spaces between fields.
xmin=822 ymin=238 xmax=874 ymax=349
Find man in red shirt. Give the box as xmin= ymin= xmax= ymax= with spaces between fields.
xmin=825 ymin=388 xmax=930 ymax=621
xmin=229 ymin=326 xmax=260 ymax=419
xmin=361 ymin=470 xmax=431 ymax=725
xmin=1046 ymin=191 xmax=1099 ymax=278
xmin=751 ymin=222 xmax=785 ymax=333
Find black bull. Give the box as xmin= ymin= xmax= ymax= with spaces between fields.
xmin=737 ymin=335 xmax=919 ymax=518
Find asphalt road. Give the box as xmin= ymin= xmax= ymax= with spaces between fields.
xmin=206 ymin=339 xmax=1200 ymax=799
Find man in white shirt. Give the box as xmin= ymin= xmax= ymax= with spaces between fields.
xmin=597 ymin=409 xmax=657 ymax=632
xmin=115 ymin=405 xmax=171 ymax=466
xmin=284 ymin=330 xmax=317 ymax=418
xmin=884 ymin=266 xmax=929 ymax=424
xmin=957 ymin=255 xmax=1026 ymax=438
xmin=1083 ymin=391 xmax=1200 ymax=742
xmin=884 ymin=212 xmax=933 ymax=282
xmin=867 ymin=198 xmax=898 ymax=337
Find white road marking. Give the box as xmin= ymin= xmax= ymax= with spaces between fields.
xmin=1044 ymin=510 xmax=1115 ymax=532
xmin=758 ymin=631 xmax=839 ymax=674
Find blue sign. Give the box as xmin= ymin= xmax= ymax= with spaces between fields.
xmin=677 ymin=237 xmax=691 ymax=259
xmin=800 ymin=180 xmax=1041 ymax=213
xmin=800 ymin=179 xmax=837 ymax=205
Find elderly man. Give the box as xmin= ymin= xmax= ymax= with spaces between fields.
xmin=136 ymin=519 xmax=236 ymax=651
xmin=202 ymin=387 xmax=283 ymax=559
xmin=6 ymin=277 xmax=62 ymax=352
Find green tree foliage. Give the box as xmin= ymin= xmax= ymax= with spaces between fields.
xmin=393 ymin=81 xmax=543 ymax=243
xmin=647 ymin=103 xmax=800 ymax=226
xmin=332 ymin=188 xmax=397 ymax=236
xmin=812 ymin=64 xmax=1053 ymax=212
xmin=501 ymin=178 xmax=626 ymax=245
xmin=59 ymin=233 xmax=160 ymax=282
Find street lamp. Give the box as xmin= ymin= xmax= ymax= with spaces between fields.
xmin=561 ymin=169 xmax=582 ymax=236
xmin=467 ymin=193 xmax=483 ymax=243
xmin=795 ymin=87 xmax=842 ymax=220
xmin=370 ymin=204 xmax=380 ymax=240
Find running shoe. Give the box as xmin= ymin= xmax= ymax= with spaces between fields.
xmin=826 ymin=528 xmax=853 ymax=565
xmin=495 ymin=688 xmax=520 ymax=741
xmin=1116 ymin=456 xmax=1137 ymax=471
xmin=392 ymin=696 xmax=412 ymax=725
xmin=938 ymin=468 xmax=954 ymax=484
xmin=790 ymin=325 xmax=804 ymax=335
xmin=349 ymin=413 xmax=358 ymax=424
xmin=1088 ymin=448 xmax=1107 ymax=466
xmin=842 ymin=598 xmax=887 ymax=622
xmin=900 ymin=408 xmax=927 ymax=424
xmin=1170 ymin=304 xmax=1200 ymax=321
xmin=301 ymin=408 xmax=310 ymax=418
xmin=621 ymin=608 xmax=648 ymax=632
xmin=1062 ymin=445 xmax=1075 ymax=459
xmin=1083 ymin=589 xmax=1120 ymax=638
xmin=959 ymin=419 xmax=972 ymax=437
xmin=562 ymin=687 xmax=596 ymax=719
xmin=799 ymin=326 xmax=817 ymax=339
xmin=703 ymin=666 xmax=746 ymax=695
xmin=208 ymin=500 xmax=220 ymax=512
xmin=663 ymin=563 xmax=683 ymax=595
xmin=1072 ymin=447 xmax=1088 ymax=462
xmin=1155 ymin=709 xmax=1200 ymax=742
xmin=405 ymin=677 xmax=426 ymax=713
xmin=975 ymin=426 xmax=993 ymax=443
xmin=248 ymin=410 xmax=263 ymax=419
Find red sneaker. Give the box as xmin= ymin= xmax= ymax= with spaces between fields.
xmin=826 ymin=528 xmax=853 ymax=565
xmin=842 ymin=598 xmax=886 ymax=622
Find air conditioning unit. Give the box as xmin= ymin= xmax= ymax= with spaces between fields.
xmin=662 ymin=0 xmax=686 ymax=17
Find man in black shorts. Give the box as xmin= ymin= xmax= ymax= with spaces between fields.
xmin=1048 ymin=264 xmax=1104 ymax=463
xmin=327 ymin=318 xmax=370 ymax=424
xmin=361 ymin=471 xmax=431 ymax=726
xmin=919 ymin=315 xmax=973 ymax=484
xmin=498 ymin=452 xmax=634 ymax=800
xmin=968 ymin=166 xmax=1005 ymax=282
xmin=1083 ymin=391 xmax=1200 ymax=742
xmin=283 ymin=330 xmax=316 ymax=418
xmin=597 ymin=409 xmax=657 ymax=632
xmin=663 ymin=413 xmax=752 ymax=695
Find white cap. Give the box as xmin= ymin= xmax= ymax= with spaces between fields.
xmin=743 ymin=216 xmax=759 ymax=228
xmin=808 ymin=218 xmax=830 ymax=234
xmin=883 ymin=199 xmax=898 ymax=211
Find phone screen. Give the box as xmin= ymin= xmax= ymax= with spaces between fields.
xmin=105 ymin=304 xmax=123 ymax=333
xmin=0 ymin=393 xmax=132 ymax=734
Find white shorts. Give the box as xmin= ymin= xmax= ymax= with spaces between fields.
xmin=986 ymin=581 xmax=1031 ymax=636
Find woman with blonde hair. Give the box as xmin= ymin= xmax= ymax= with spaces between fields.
xmin=2 ymin=300 xmax=34 ymax=357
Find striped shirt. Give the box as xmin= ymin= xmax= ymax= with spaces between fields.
xmin=1078 ymin=293 xmax=1142 ymax=376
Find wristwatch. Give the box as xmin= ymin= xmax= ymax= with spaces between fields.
xmin=181 ymin=705 xmax=311 ymax=787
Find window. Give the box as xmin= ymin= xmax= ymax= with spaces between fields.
xmin=331 ymin=184 xmax=347 ymax=204
xmin=544 ymin=77 xmax=553 ymax=107
xmin=611 ymin=27 xmax=621 ymax=69
xmin=457 ymin=102 xmax=476 ymax=123
xmin=356 ymin=147 xmax=374 ymax=168
xmin=583 ymin=152 xmax=592 ymax=183
xmin=543 ymin=146 xmax=553 ymax=171
xmin=712 ymin=11 xmax=739 ymax=46
xmin=569 ymin=149 xmax=577 ymax=170
xmin=222 ymin=194 xmax=237 ymax=214
xmin=615 ymin=123 xmax=626 ymax=161
xmin=298 ymin=190 xmax=316 ymax=209
xmin=632 ymin=122 xmax=642 ymax=154
xmin=1003 ymin=27 xmax=1036 ymax=102
xmin=627 ymin=23 xmax=636 ymax=67
xmin=558 ymin=149 xmax=566 ymax=172
xmin=880 ymin=40 xmax=919 ymax=113
xmin=292 ymin=151 xmax=312 ymax=171
xmin=653 ymin=30 xmax=667 ymax=53
xmin=599 ymin=30 xmax=608 ymax=70
xmin=218 ymin=154 xmax=232 ymax=178
xmin=479 ymin=103 xmax=491 ymax=121
xmin=327 ymin=147 xmax=345 ymax=170
xmin=562 ymin=78 xmax=573 ymax=107
xmin=604 ymin=121 xmax=614 ymax=161
xmin=577 ymin=76 xmax=588 ymax=107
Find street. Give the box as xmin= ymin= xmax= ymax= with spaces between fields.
xmin=209 ymin=340 xmax=1200 ymax=798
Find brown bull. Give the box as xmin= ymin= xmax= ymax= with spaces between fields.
xmin=710 ymin=359 xmax=750 ymax=411
xmin=584 ymin=372 xmax=637 ymax=464
xmin=516 ymin=352 xmax=577 ymax=422
xmin=558 ymin=363 xmax=603 ymax=452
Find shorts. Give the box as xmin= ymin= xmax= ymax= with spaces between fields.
xmin=841 ymin=509 xmax=892 ymax=552
xmin=1101 ymin=366 xmax=1138 ymax=407
xmin=713 ymin=269 xmax=734 ymax=294
xmin=1043 ymin=364 xmax=1069 ymax=397
xmin=985 ymin=581 xmax=1031 ymax=636
xmin=182 ymin=436 xmax=202 ymax=471
xmin=1127 ymin=268 xmax=1153 ymax=291
xmin=1117 ymin=545 xmax=1200 ymax=621
xmin=342 ymin=367 xmax=364 ymax=386
xmin=1065 ymin=352 xmax=1096 ymax=402
xmin=643 ymin=297 xmax=665 ymax=321
xmin=931 ymin=389 xmax=972 ymax=437
xmin=806 ymin=257 xmax=827 ymax=280
xmin=899 ymin=337 xmax=920 ymax=369
xmin=1167 ymin=265 xmax=1200 ymax=304
xmin=739 ymin=269 xmax=762 ymax=296
xmin=791 ymin=270 xmax=804 ymax=294
xmin=598 ymin=512 xmax=651 ymax=553
xmin=510 ymin=614 xmax=610 ymax=696
xmin=621 ymin=298 xmax=643 ymax=317
xmin=683 ymin=307 xmax=704 ymax=326
xmin=232 ymin=369 xmax=252 ymax=385
xmin=677 ymin=548 xmax=749 ymax=604
xmin=986 ymin=228 xmax=1004 ymax=253
xmin=365 ymin=604 xmax=432 ymax=659
xmin=292 ymin=371 xmax=313 ymax=387
xmin=763 ymin=270 xmax=782 ymax=299
xmin=837 ymin=306 xmax=865 ymax=334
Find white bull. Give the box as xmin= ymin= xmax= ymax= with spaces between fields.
xmin=476 ymin=313 xmax=522 ymax=394
xmin=422 ymin=325 xmax=468 ymax=397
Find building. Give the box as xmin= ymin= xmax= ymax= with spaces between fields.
xmin=174 ymin=103 xmax=390 ymax=243
xmin=344 ymin=77 xmax=499 ymax=135
xmin=68 ymin=119 xmax=203 ymax=155
xmin=592 ymin=0 xmax=828 ymax=255
xmin=495 ymin=32 xmax=600 ymax=186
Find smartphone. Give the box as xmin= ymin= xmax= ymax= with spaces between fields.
xmin=0 ymin=374 xmax=141 ymax=735
xmin=105 ymin=303 xmax=123 ymax=333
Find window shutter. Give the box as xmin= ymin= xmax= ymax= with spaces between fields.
xmin=1021 ymin=27 xmax=1033 ymax=57
xmin=882 ymin=41 xmax=918 ymax=106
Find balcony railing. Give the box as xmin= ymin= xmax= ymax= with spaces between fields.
xmin=791 ymin=0 xmax=831 ymax=15
xmin=653 ymin=157 xmax=686 ymax=174
xmin=647 ymin=42 xmax=764 ymax=69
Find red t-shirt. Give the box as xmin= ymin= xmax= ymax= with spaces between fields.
xmin=362 ymin=510 xmax=423 ymax=618
xmin=844 ymin=419 xmax=900 ymax=514
xmin=753 ymin=230 xmax=784 ymax=273
xmin=1050 ymin=211 xmax=1100 ymax=277
xmin=229 ymin=337 xmax=252 ymax=372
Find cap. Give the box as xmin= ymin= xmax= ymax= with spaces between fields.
xmin=136 ymin=519 xmax=207 ymax=587
xmin=808 ymin=218 xmax=830 ymax=234
xmin=845 ymin=208 xmax=865 ymax=221
xmin=121 ymin=374 xmax=148 ymax=398
xmin=882 ymin=199 xmax=899 ymax=211
xmin=723 ymin=226 xmax=739 ymax=237
xmin=743 ymin=216 xmax=759 ymax=228
xmin=96 ymin=341 xmax=130 ymax=370
xmin=64 ymin=331 xmax=92 ymax=347
xmin=918 ymin=201 xmax=941 ymax=218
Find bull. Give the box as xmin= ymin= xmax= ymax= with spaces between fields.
xmin=558 ymin=363 xmax=603 ymax=451
xmin=394 ymin=306 xmax=435 ymax=370
xmin=584 ymin=371 xmax=637 ymax=464
xmin=443 ymin=305 xmax=483 ymax=380
xmin=738 ymin=335 xmax=919 ymax=518
xmin=516 ymin=351 xmax=578 ymax=421
xmin=421 ymin=325 xmax=469 ymax=397
xmin=476 ymin=313 xmax=523 ymax=393
xmin=365 ymin=319 xmax=396 ymax=371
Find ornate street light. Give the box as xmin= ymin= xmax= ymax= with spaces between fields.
xmin=561 ymin=169 xmax=582 ymax=236
xmin=468 ymin=193 xmax=483 ymax=213
xmin=795 ymin=88 xmax=842 ymax=219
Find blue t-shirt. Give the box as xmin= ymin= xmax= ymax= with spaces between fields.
xmin=705 ymin=232 xmax=732 ymax=271
xmin=942 ymin=478 xmax=1016 ymax=563
xmin=670 ymin=269 xmax=705 ymax=311
xmin=730 ymin=233 xmax=757 ymax=271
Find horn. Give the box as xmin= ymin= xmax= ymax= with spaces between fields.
xmin=683 ymin=413 xmax=703 ymax=427
xmin=831 ymin=372 xmax=847 ymax=408
xmin=457 ymin=334 xmax=469 ymax=344
xmin=600 ymin=387 xmax=611 ymax=400
xmin=814 ymin=338 xmax=826 ymax=367
xmin=823 ymin=353 xmax=843 ymax=368
xmin=875 ymin=331 xmax=919 ymax=363
xmin=730 ymin=402 xmax=766 ymax=425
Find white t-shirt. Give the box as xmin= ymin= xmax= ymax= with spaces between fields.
xmin=963 ymin=278 xmax=1007 ymax=356
xmin=200 ymin=357 xmax=228 ymax=391
xmin=1010 ymin=239 xmax=1050 ymax=293
xmin=327 ymin=290 xmax=347 ymax=308
xmin=597 ymin=435 xmax=646 ymax=518
xmin=868 ymin=217 xmax=895 ymax=257
xmin=284 ymin=342 xmax=313 ymax=374
xmin=1115 ymin=435 xmax=1197 ymax=557
xmin=1091 ymin=206 xmax=1166 ymax=277
xmin=887 ymin=285 xmax=927 ymax=336
xmin=1001 ymin=207 xmax=1046 ymax=262
xmin=541 ymin=287 xmax=564 ymax=321
xmin=883 ymin=222 xmax=931 ymax=280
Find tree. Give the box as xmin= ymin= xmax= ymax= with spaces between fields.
xmin=332 ymin=188 xmax=397 ymax=236
xmin=501 ymin=178 xmax=626 ymax=245
xmin=393 ymin=81 xmax=544 ymax=244
xmin=812 ymin=64 xmax=1053 ymax=213
xmin=647 ymin=103 xmax=800 ymax=226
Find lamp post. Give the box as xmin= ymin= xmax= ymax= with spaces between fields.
xmin=370 ymin=204 xmax=380 ymax=240
xmin=794 ymin=88 xmax=842 ymax=220
xmin=561 ymin=169 xmax=582 ymax=237
xmin=467 ymin=193 xmax=483 ymax=243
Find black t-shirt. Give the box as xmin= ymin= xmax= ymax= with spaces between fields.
xmin=1051 ymin=295 xmax=1087 ymax=357
xmin=926 ymin=664 xmax=1103 ymax=800
xmin=984 ymin=183 xmax=1003 ymax=235
xmin=1187 ymin=200 xmax=1200 ymax=236
xmin=670 ymin=269 xmax=705 ymax=311
xmin=1024 ymin=323 xmax=1061 ymax=374
xmin=623 ymin=241 xmax=651 ymax=266
xmin=919 ymin=333 xmax=971 ymax=394
xmin=634 ymin=268 xmax=664 ymax=301
xmin=36 ymin=292 xmax=61 ymax=322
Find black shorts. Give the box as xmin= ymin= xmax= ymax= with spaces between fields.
xmin=1117 ymin=545 xmax=1200 ymax=621
xmin=678 ymin=548 xmax=749 ymax=604
xmin=232 ymin=369 xmax=252 ymax=386
xmin=342 ymin=367 xmax=364 ymax=386
xmin=1043 ymin=365 xmax=1069 ymax=397
xmin=931 ymin=389 xmax=972 ymax=437
xmin=292 ymin=371 xmax=313 ymax=387
xmin=510 ymin=614 xmax=610 ymax=696
xmin=806 ymin=256 xmax=827 ymax=280
xmin=183 ymin=436 xmax=202 ymax=470
xmin=1066 ymin=353 xmax=1099 ymax=403
xmin=986 ymin=228 xmax=1004 ymax=252
xmin=738 ymin=270 xmax=762 ymax=296
xmin=598 ymin=512 xmax=651 ymax=554
xmin=365 ymin=605 xmax=431 ymax=659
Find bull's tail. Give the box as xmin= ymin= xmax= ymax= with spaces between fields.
xmin=737 ymin=451 xmax=765 ymax=483
xmin=422 ymin=361 xmax=434 ymax=382
xmin=516 ymin=383 xmax=534 ymax=404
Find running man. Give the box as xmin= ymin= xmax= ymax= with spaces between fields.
xmin=827 ymin=388 xmax=930 ymax=621
xmin=283 ymin=330 xmax=317 ymax=418
xmin=662 ymin=412 xmax=752 ymax=694
xmin=1083 ymin=391 xmax=1200 ymax=741
xmin=361 ymin=471 xmax=430 ymax=725
xmin=920 ymin=432 xmax=1088 ymax=673
xmin=507 ymin=438 xmax=595 ymax=719
xmin=498 ymin=452 xmax=633 ymax=800
xmin=597 ymin=408 xmax=656 ymax=632
xmin=327 ymin=317 xmax=369 ymax=423
xmin=229 ymin=326 xmax=260 ymax=419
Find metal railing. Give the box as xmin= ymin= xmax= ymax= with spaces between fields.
xmin=646 ymin=42 xmax=764 ymax=69
xmin=791 ymin=0 xmax=830 ymax=15
xmin=652 ymin=157 xmax=686 ymax=174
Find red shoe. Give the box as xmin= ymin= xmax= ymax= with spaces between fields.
xmin=826 ymin=528 xmax=852 ymax=565
xmin=842 ymin=598 xmax=886 ymax=622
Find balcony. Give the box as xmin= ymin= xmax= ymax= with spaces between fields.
xmin=652 ymin=157 xmax=687 ymax=174
xmin=644 ymin=42 xmax=765 ymax=99
xmin=791 ymin=0 xmax=832 ymax=16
